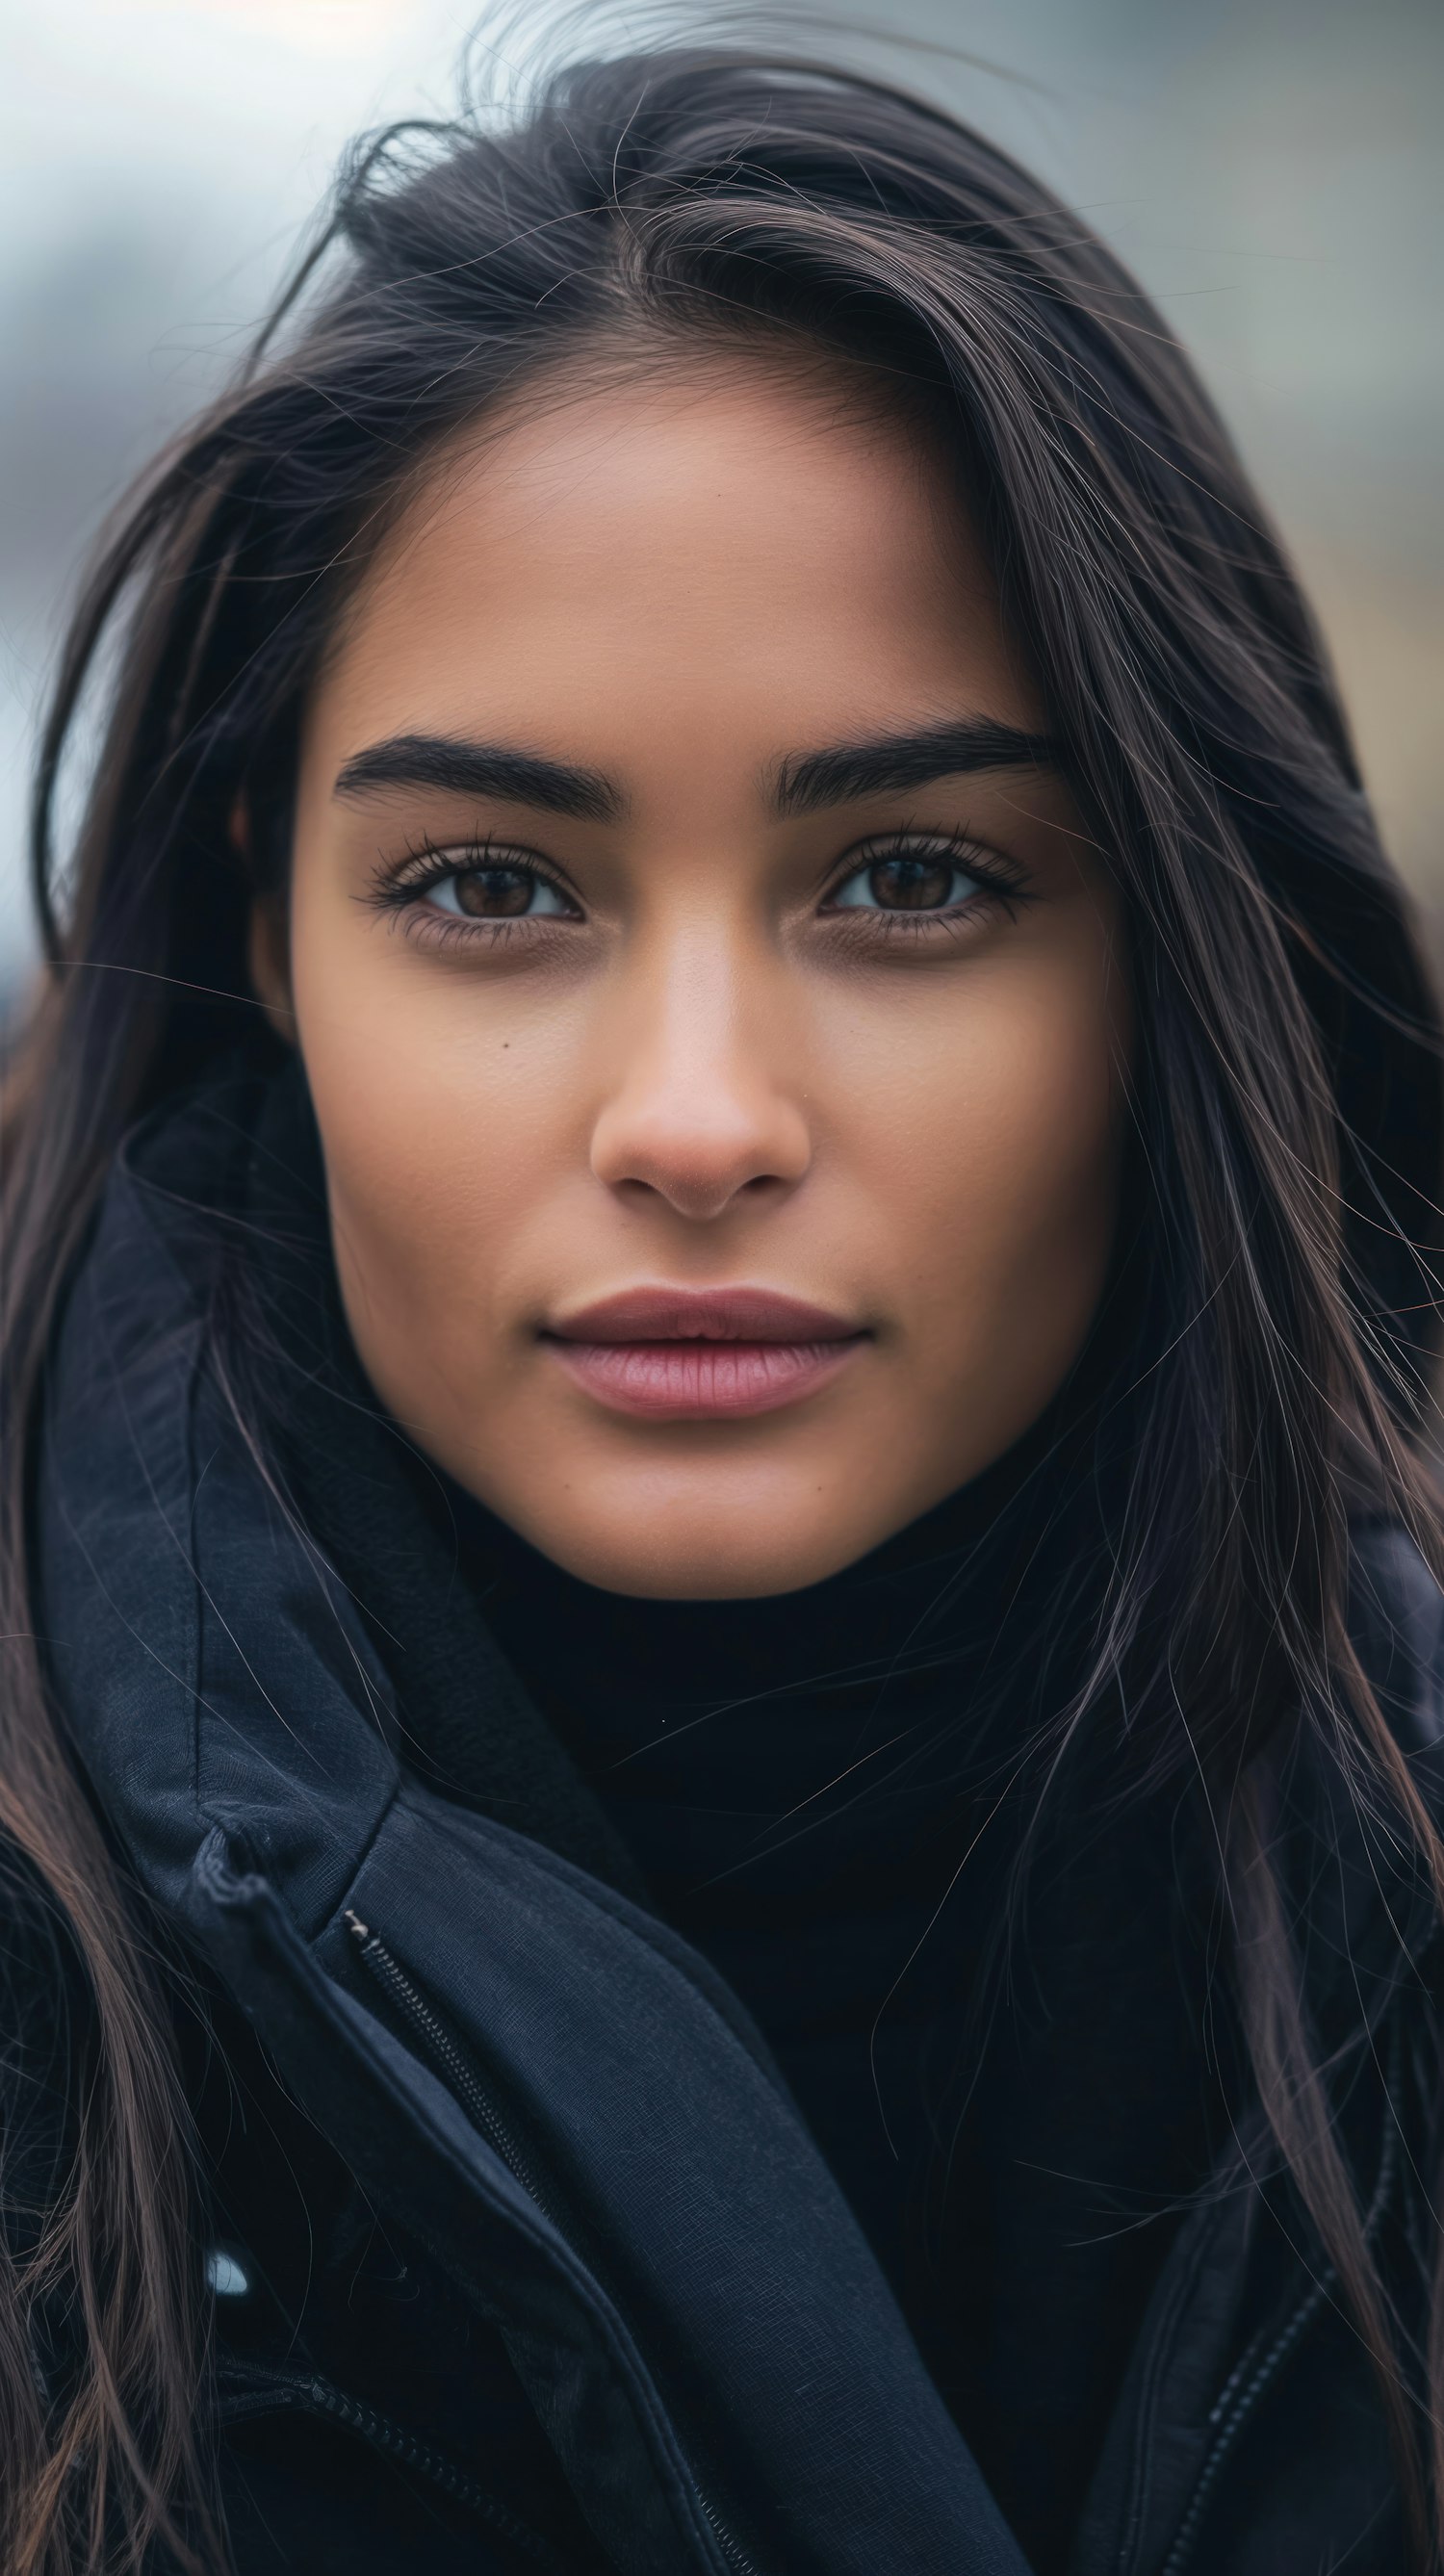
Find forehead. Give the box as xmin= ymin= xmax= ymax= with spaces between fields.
xmin=308 ymin=354 xmax=1044 ymax=766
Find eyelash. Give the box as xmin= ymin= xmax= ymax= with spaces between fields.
xmin=365 ymin=834 xmax=580 ymax=950
xmin=824 ymin=833 xmax=1032 ymax=943
xmin=366 ymin=829 xmax=1032 ymax=950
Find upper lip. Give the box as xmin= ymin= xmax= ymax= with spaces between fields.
xmin=545 ymin=1287 xmax=865 ymax=1344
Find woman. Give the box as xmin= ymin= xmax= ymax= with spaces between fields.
xmin=2 ymin=41 xmax=1442 ymax=2576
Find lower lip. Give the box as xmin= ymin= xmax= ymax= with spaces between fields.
xmin=545 ymin=1336 xmax=866 ymax=1420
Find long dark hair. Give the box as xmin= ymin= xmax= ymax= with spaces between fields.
xmin=3 ymin=39 xmax=1442 ymax=2573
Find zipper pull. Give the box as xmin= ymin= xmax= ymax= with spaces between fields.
xmin=345 ymin=1908 xmax=372 ymax=1947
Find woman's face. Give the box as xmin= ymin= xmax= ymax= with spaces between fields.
xmin=261 ymin=354 xmax=1129 ymax=1596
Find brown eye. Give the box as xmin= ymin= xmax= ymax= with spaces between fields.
xmin=830 ymin=850 xmax=981 ymax=914
xmin=425 ymin=863 xmax=572 ymax=920
xmin=455 ymin=866 xmax=534 ymax=917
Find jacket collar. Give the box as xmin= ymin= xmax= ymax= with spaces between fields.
xmin=36 ymin=1066 xmax=1032 ymax=2576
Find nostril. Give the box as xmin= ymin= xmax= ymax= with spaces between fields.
xmin=614 ymin=1163 xmax=789 ymax=1223
xmin=590 ymin=1086 xmax=812 ymax=1219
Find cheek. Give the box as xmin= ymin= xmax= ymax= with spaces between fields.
xmin=286 ymin=908 xmax=577 ymax=1357
xmin=843 ymin=946 xmax=1123 ymax=1367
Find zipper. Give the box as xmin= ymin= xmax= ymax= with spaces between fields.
xmin=345 ymin=1910 xmax=761 ymax=2576
xmin=215 ymin=2356 xmax=580 ymax=2571
xmin=699 ymin=2489 xmax=761 ymax=2572
xmin=1153 ymin=2273 xmax=1333 ymax=2576
xmin=346 ymin=1910 xmax=554 ymax=2213
xmin=1154 ymin=2008 xmax=1405 ymax=2576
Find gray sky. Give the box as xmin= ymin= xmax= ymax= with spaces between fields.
xmin=3 ymin=0 xmax=1439 ymax=1000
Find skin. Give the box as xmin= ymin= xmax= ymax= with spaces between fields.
xmin=252 ymin=352 xmax=1129 ymax=1597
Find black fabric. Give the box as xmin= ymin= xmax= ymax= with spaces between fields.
xmin=17 ymin=1058 xmax=1444 ymax=2576
xmin=398 ymin=1469 xmax=1235 ymax=2576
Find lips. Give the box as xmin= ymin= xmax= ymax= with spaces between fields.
xmin=542 ymin=1287 xmax=868 ymax=1421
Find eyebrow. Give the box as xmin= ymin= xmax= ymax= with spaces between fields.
xmin=332 ymin=715 xmax=1062 ymax=825
xmin=333 ymin=734 xmax=620 ymax=822
xmin=772 ymin=719 xmax=1062 ymax=815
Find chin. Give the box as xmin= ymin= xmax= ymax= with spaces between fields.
xmin=518 ymin=1485 xmax=877 ymax=1601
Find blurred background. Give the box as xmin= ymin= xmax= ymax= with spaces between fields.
xmin=2 ymin=0 xmax=1439 ymax=1014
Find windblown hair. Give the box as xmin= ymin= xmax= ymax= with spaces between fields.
xmin=2 ymin=39 xmax=1442 ymax=2571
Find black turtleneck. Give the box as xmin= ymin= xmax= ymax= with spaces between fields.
xmin=444 ymin=1465 xmax=1233 ymax=2576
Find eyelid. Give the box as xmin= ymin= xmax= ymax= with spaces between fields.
xmin=819 ymin=827 xmax=1027 ymax=909
xmin=373 ymin=835 xmax=583 ymax=915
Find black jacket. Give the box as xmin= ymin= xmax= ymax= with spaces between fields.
xmin=19 ymin=1074 xmax=1444 ymax=2576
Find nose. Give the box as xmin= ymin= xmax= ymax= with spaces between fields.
xmin=589 ymin=931 xmax=812 ymax=1223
